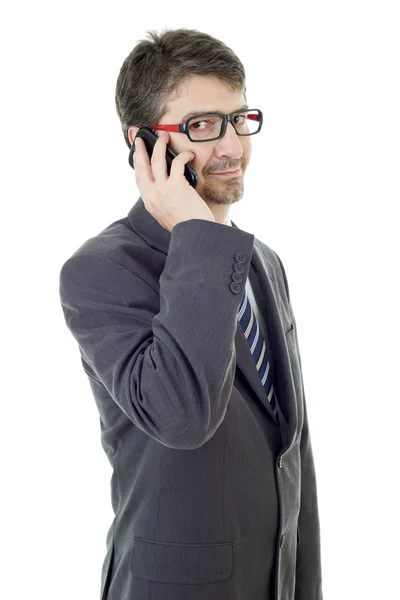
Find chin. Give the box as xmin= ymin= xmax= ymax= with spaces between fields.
xmin=196 ymin=174 xmax=244 ymax=204
xmin=204 ymin=187 xmax=244 ymax=206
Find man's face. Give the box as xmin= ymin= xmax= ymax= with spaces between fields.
xmin=157 ymin=75 xmax=252 ymax=207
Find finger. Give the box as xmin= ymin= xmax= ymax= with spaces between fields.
xmin=169 ymin=150 xmax=195 ymax=185
xmin=134 ymin=137 xmax=154 ymax=183
xmin=151 ymin=132 xmax=169 ymax=183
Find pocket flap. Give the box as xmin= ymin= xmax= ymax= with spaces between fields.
xmin=130 ymin=537 xmax=233 ymax=584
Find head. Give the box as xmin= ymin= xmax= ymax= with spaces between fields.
xmin=115 ymin=28 xmax=255 ymax=217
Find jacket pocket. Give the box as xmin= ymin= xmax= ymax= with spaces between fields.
xmin=130 ymin=537 xmax=233 ymax=584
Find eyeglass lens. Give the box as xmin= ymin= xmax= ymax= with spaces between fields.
xmin=187 ymin=110 xmax=261 ymax=141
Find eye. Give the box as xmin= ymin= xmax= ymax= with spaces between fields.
xmin=233 ymin=115 xmax=246 ymax=125
xmin=189 ymin=119 xmax=212 ymax=130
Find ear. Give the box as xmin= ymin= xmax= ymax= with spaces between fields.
xmin=128 ymin=125 xmax=140 ymax=146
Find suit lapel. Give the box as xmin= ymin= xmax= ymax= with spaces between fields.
xmin=232 ymin=221 xmax=296 ymax=439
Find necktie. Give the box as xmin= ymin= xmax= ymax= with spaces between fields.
xmin=237 ymin=288 xmax=278 ymax=418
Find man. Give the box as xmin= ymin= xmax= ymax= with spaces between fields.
xmin=59 ymin=28 xmax=323 ymax=600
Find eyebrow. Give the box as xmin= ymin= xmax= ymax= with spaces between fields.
xmin=180 ymin=104 xmax=249 ymax=122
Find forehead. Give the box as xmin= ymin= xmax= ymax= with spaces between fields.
xmin=162 ymin=75 xmax=246 ymax=122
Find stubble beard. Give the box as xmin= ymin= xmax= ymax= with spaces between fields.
xmin=199 ymin=174 xmax=245 ymax=206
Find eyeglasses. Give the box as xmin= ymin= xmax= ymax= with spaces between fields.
xmin=149 ymin=108 xmax=263 ymax=142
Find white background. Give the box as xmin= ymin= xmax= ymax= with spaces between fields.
xmin=1 ymin=1 xmax=399 ymax=598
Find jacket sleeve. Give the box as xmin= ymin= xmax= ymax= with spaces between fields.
xmin=295 ymin=394 xmax=323 ymax=599
xmin=273 ymin=251 xmax=323 ymax=599
xmin=59 ymin=219 xmax=254 ymax=450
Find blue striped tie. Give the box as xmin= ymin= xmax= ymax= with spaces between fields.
xmin=237 ymin=288 xmax=278 ymax=417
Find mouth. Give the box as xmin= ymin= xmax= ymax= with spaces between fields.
xmin=211 ymin=168 xmax=241 ymax=177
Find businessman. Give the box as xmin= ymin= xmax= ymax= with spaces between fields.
xmin=59 ymin=28 xmax=323 ymax=600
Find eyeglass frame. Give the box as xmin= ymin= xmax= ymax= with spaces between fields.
xmin=149 ymin=108 xmax=263 ymax=142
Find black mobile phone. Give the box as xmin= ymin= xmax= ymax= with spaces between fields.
xmin=128 ymin=127 xmax=198 ymax=189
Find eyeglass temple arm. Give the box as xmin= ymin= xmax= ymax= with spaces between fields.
xmin=246 ymin=113 xmax=260 ymax=122
xmin=150 ymin=124 xmax=181 ymax=132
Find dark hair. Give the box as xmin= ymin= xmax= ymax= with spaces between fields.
xmin=115 ymin=28 xmax=247 ymax=148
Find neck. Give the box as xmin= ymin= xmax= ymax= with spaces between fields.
xmin=206 ymin=204 xmax=231 ymax=225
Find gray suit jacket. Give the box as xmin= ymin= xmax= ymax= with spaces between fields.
xmin=59 ymin=197 xmax=323 ymax=600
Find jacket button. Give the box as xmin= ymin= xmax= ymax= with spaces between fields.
xmin=278 ymin=456 xmax=284 ymax=468
xmin=233 ymin=262 xmax=245 ymax=274
xmin=235 ymin=253 xmax=247 ymax=264
xmin=232 ymin=272 xmax=243 ymax=283
xmin=230 ymin=282 xmax=241 ymax=294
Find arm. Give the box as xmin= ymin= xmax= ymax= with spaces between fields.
xmin=59 ymin=219 xmax=254 ymax=450
xmin=295 ymin=395 xmax=323 ymax=599
xmin=274 ymin=251 xmax=323 ymax=599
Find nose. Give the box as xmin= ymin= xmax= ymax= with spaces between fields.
xmin=215 ymin=121 xmax=243 ymax=159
